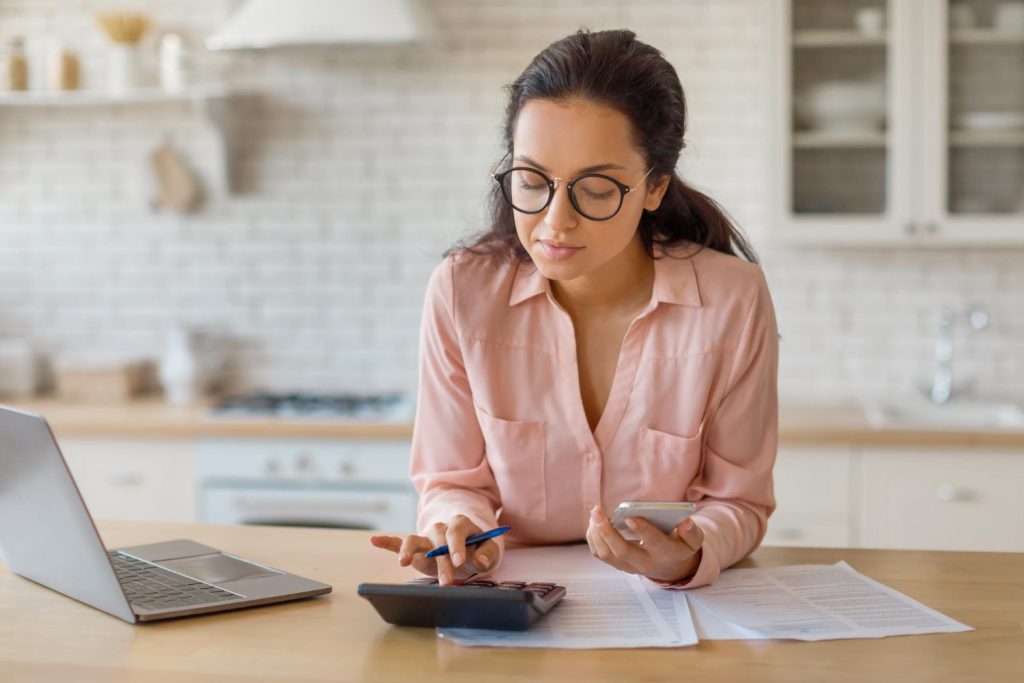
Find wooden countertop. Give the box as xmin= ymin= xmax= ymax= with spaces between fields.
xmin=3 ymin=398 xmax=1024 ymax=447
xmin=1 ymin=521 xmax=1022 ymax=682
xmin=2 ymin=398 xmax=414 ymax=440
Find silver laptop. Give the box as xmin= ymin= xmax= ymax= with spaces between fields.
xmin=0 ymin=405 xmax=332 ymax=623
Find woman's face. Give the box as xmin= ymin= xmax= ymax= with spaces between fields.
xmin=510 ymin=97 xmax=668 ymax=282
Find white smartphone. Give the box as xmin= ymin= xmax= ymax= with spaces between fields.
xmin=610 ymin=501 xmax=696 ymax=540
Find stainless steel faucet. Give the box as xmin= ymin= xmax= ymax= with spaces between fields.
xmin=926 ymin=305 xmax=988 ymax=405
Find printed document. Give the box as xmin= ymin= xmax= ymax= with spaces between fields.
xmin=437 ymin=544 xmax=698 ymax=649
xmin=686 ymin=560 xmax=973 ymax=641
xmin=435 ymin=544 xmax=971 ymax=647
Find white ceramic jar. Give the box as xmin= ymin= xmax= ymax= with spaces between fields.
xmin=0 ymin=338 xmax=37 ymax=398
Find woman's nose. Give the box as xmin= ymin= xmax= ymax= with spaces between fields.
xmin=544 ymin=183 xmax=579 ymax=231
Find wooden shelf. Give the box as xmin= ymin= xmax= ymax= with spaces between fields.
xmin=793 ymin=30 xmax=888 ymax=48
xmin=793 ymin=131 xmax=888 ymax=148
xmin=949 ymin=129 xmax=1024 ymax=147
xmin=950 ymin=29 xmax=1024 ymax=45
xmin=0 ymin=85 xmax=231 ymax=107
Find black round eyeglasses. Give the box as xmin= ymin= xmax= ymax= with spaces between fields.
xmin=491 ymin=151 xmax=655 ymax=222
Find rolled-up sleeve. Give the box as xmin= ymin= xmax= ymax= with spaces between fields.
xmin=408 ymin=257 xmax=505 ymax=553
xmin=654 ymin=270 xmax=779 ymax=589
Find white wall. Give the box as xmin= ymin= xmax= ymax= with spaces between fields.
xmin=0 ymin=0 xmax=1020 ymax=402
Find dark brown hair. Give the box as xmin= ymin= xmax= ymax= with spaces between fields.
xmin=448 ymin=28 xmax=757 ymax=264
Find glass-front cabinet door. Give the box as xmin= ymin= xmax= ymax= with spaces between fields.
xmin=775 ymin=0 xmax=1024 ymax=246
xmin=777 ymin=0 xmax=917 ymax=245
xmin=923 ymin=0 xmax=1024 ymax=244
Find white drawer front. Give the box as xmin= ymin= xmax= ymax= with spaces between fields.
xmin=762 ymin=516 xmax=851 ymax=548
xmin=197 ymin=438 xmax=411 ymax=485
xmin=859 ymin=449 xmax=1024 ymax=552
xmin=764 ymin=446 xmax=853 ymax=547
xmin=59 ymin=438 xmax=196 ymax=523
xmin=772 ymin=446 xmax=853 ymax=515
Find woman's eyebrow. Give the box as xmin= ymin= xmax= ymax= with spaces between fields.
xmin=514 ymin=154 xmax=627 ymax=174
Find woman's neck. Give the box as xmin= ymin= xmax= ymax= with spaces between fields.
xmin=550 ymin=237 xmax=655 ymax=318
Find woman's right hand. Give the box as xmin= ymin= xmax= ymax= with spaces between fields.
xmin=369 ymin=514 xmax=502 ymax=586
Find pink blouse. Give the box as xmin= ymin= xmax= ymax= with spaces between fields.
xmin=409 ymin=241 xmax=779 ymax=589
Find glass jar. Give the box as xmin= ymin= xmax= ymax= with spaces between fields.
xmin=1 ymin=37 xmax=29 ymax=91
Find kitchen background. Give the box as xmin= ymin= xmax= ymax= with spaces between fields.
xmin=0 ymin=0 xmax=1022 ymax=551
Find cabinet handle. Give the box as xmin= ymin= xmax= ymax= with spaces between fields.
xmin=936 ymin=484 xmax=975 ymax=502
xmin=108 ymin=472 xmax=143 ymax=487
xmin=903 ymin=222 xmax=917 ymax=235
xmin=775 ymin=527 xmax=803 ymax=540
xmin=924 ymin=221 xmax=939 ymax=235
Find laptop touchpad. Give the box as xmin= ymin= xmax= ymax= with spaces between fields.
xmin=159 ymin=553 xmax=281 ymax=584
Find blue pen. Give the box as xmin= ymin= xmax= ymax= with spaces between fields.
xmin=425 ymin=526 xmax=510 ymax=559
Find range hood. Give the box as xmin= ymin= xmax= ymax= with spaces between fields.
xmin=206 ymin=0 xmax=422 ymax=50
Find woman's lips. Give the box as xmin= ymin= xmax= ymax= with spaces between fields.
xmin=539 ymin=240 xmax=583 ymax=261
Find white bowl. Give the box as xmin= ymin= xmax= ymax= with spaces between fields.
xmin=797 ymin=80 xmax=886 ymax=133
xmin=954 ymin=111 xmax=1024 ymax=130
xmin=994 ymin=2 xmax=1024 ymax=31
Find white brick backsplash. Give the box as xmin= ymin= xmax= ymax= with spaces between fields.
xmin=0 ymin=0 xmax=1021 ymax=402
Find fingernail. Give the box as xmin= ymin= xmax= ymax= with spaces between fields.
xmin=682 ymin=519 xmax=694 ymax=532
xmin=398 ymin=552 xmax=409 ymax=562
xmin=478 ymin=554 xmax=491 ymax=569
xmin=625 ymin=518 xmax=638 ymax=530
xmin=452 ymin=552 xmax=463 ymax=566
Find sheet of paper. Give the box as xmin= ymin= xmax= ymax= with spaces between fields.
xmin=687 ymin=560 xmax=974 ymax=641
xmin=638 ymin=581 xmax=770 ymax=640
xmin=437 ymin=543 xmax=698 ymax=649
xmin=640 ymin=580 xmax=700 ymax=644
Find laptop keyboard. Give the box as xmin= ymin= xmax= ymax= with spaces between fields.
xmin=109 ymin=552 xmax=240 ymax=611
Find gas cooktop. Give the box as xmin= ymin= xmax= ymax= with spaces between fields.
xmin=208 ymin=392 xmax=414 ymax=422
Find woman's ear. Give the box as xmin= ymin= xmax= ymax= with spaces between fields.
xmin=642 ymin=174 xmax=671 ymax=212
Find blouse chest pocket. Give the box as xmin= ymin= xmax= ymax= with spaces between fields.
xmin=639 ymin=426 xmax=704 ymax=502
xmin=473 ymin=405 xmax=547 ymax=521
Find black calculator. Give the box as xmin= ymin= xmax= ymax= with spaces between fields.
xmin=358 ymin=577 xmax=567 ymax=630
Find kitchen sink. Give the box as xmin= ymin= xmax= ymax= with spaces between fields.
xmin=861 ymin=400 xmax=1024 ymax=430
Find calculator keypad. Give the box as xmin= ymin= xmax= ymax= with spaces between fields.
xmin=407 ymin=577 xmax=563 ymax=600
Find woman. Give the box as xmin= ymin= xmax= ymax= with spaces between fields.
xmin=371 ymin=29 xmax=778 ymax=589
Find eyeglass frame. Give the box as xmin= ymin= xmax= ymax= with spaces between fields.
xmin=490 ymin=150 xmax=656 ymax=222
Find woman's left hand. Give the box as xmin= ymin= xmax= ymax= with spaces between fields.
xmin=585 ymin=505 xmax=704 ymax=583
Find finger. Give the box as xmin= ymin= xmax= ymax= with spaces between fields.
xmin=469 ymin=539 xmax=499 ymax=572
xmin=586 ymin=522 xmax=613 ymax=561
xmin=591 ymin=506 xmax=644 ymax=568
xmin=674 ymin=518 xmax=705 ymax=553
xmin=624 ymin=517 xmax=674 ymax=555
xmin=426 ymin=523 xmax=456 ymax=585
xmin=589 ymin=524 xmax=626 ymax=573
xmin=453 ymin=556 xmax=481 ymax=583
xmin=398 ymin=535 xmax=433 ymax=568
xmin=369 ymin=535 xmax=403 ymax=553
xmin=584 ymin=524 xmax=600 ymax=557
xmin=587 ymin=515 xmax=630 ymax=572
xmin=623 ymin=517 xmax=677 ymax=575
xmin=444 ymin=515 xmax=477 ymax=568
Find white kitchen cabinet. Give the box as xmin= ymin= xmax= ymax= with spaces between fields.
xmin=762 ymin=445 xmax=856 ymax=547
xmin=857 ymin=447 xmax=1024 ymax=551
xmin=58 ymin=438 xmax=197 ymax=523
xmin=772 ymin=0 xmax=1024 ymax=246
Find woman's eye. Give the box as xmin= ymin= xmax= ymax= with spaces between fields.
xmin=583 ymin=189 xmax=615 ymax=200
xmin=518 ymin=181 xmax=546 ymax=191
